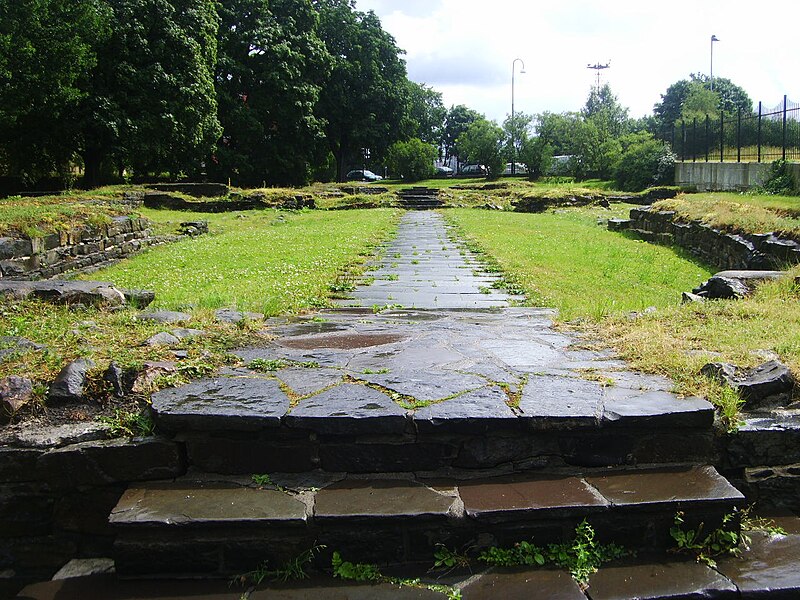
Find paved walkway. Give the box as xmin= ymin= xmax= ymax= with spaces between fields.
xmin=341 ymin=211 xmax=520 ymax=308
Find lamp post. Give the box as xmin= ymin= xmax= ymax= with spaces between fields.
xmin=511 ymin=58 xmax=526 ymax=176
xmin=710 ymin=35 xmax=720 ymax=92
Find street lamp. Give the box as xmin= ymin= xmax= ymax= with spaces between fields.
xmin=710 ymin=35 xmax=720 ymax=92
xmin=511 ymin=58 xmax=526 ymax=175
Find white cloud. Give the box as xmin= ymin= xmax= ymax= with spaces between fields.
xmin=355 ymin=0 xmax=800 ymax=122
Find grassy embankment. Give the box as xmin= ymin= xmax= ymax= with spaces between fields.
xmin=448 ymin=191 xmax=800 ymax=428
xmin=1 ymin=203 xmax=400 ymax=410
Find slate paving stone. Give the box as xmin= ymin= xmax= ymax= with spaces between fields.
xmin=458 ymin=474 xmax=608 ymax=522
xmin=413 ymin=386 xmax=518 ymax=433
xmin=276 ymin=367 xmax=343 ymax=397
xmin=313 ymin=479 xmax=454 ymax=520
xmin=109 ymin=481 xmax=307 ymax=526
xmin=601 ymin=388 xmax=714 ymax=428
xmin=460 ymin=569 xmax=586 ymax=599
xmin=152 ymin=377 xmax=290 ymax=432
xmin=286 ymin=383 xmax=408 ymax=434
xmin=358 ymin=369 xmax=487 ymax=404
xmin=517 ymin=375 xmax=603 ymax=428
xmin=586 ymin=466 xmax=745 ymax=508
xmin=587 ymin=560 xmax=739 ymax=599
xmin=716 ymin=531 xmax=800 ymax=598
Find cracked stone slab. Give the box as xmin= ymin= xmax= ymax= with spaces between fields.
xmin=586 ymin=466 xmax=745 ymax=508
xmin=461 ymin=569 xmax=587 ymax=599
xmin=458 ymin=474 xmax=608 ymax=522
xmin=109 ymin=481 xmax=306 ymax=526
xmin=275 ymin=367 xmax=343 ymax=397
xmin=413 ymin=386 xmax=518 ymax=433
xmin=356 ymin=369 xmax=487 ymax=403
xmin=313 ymin=479 xmax=454 ymax=520
xmin=152 ymin=377 xmax=290 ymax=432
xmin=285 ymin=383 xmax=407 ymax=434
xmin=716 ymin=531 xmax=800 ymax=597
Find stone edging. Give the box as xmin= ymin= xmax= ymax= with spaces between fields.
xmin=611 ymin=208 xmax=800 ymax=270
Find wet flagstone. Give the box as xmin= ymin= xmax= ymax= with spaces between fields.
xmin=587 ymin=561 xmax=739 ymax=599
xmin=313 ymin=479 xmax=455 ymax=520
xmin=460 ymin=569 xmax=586 ymax=599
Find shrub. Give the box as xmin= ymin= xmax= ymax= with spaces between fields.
xmin=758 ymin=159 xmax=798 ymax=196
xmin=615 ymin=136 xmax=676 ymax=191
xmin=386 ymin=138 xmax=437 ymax=181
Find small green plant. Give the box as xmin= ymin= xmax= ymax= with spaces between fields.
xmin=431 ymin=544 xmax=471 ymax=572
xmin=249 ymin=358 xmax=288 ymax=372
xmin=251 ymin=473 xmax=274 ymax=487
xmin=235 ymin=544 xmax=325 ymax=586
xmin=479 ymin=540 xmax=546 ymax=567
xmin=97 ymin=408 xmax=155 ymax=437
xmin=739 ymin=506 xmax=787 ymax=536
xmin=331 ymin=551 xmax=382 ymax=582
xmin=177 ymin=360 xmax=216 ymax=379
xmin=669 ymin=511 xmax=742 ymax=567
xmin=362 ymin=368 xmax=390 ymax=374
xmin=384 ymin=274 xmax=399 ymax=281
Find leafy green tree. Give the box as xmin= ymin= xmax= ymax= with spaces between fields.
xmin=654 ymin=74 xmax=752 ymax=131
xmin=404 ymin=82 xmax=446 ymax=147
xmin=0 ymin=0 xmax=111 ymax=183
xmin=518 ymin=135 xmax=552 ymax=179
xmin=386 ymin=138 xmax=436 ymax=181
xmin=314 ymin=0 xmax=409 ymax=181
xmin=457 ymin=118 xmax=504 ymax=179
xmin=680 ymin=83 xmax=720 ymax=122
xmin=443 ymin=104 xmax=482 ymax=163
xmin=502 ymin=111 xmax=533 ymax=165
xmin=582 ymin=84 xmax=630 ymax=141
xmin=211 ymin=0 xmax=330 ymax=186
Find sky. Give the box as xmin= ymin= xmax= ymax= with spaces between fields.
xmin=353 ymin=0 xmax=799 ymax=123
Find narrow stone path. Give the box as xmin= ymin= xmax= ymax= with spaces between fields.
xmin=341 ymin=211 xmax=520 ymax=309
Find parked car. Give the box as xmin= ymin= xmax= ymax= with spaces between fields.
xmin=346 ymin=169 xmax=383 ymax=182
xmin=460 ymin=164 xmax=487 ymax=176
xmin=503 ymin=162 xmax=528 ymax=175
xmin=435 ymin=165 xmax=454 ymax=177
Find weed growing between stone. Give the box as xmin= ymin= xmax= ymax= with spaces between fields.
xmin=669 ymin=511 xmax=742 ymax=567
xmin=331 ymin=552 xmax=462 ymax=600
xmin=234 ymin=544 xmax=325 ymax=587
xmin=96 ymin=407 xmax=155 ymax=437
xmin=477 ymin=519 xmax=629 ymax=586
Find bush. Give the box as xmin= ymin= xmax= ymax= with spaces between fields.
xmin=386 ymin=138 xmax=437 ymax=181
xmin=518 ymin=136 xmax=553 ymax=179
xmin=758 ymin=159 xmax=798 ymax=196
xmin=615 ymin=137 xmax=676 ymax=192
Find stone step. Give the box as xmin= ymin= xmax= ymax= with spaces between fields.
xmin=108 ymin=466 xmax=743 ymax=579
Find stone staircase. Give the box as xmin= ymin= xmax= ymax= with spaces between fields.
xmin=396 ymin=187 xmax=444 ymax=210
xmin=104 ymin=308 xmax=746 ymax=580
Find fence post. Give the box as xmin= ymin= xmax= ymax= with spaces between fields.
xmin=757 ymin=101 xmax=762 ymax=163
xmin=705 ymin=114 xmax=710 ymax=162
xmin=737 ymin=108 xmax=741 ymax=163
xmin=693 ymin=118 xmax=698 ymax=162
xmin=720 ymin=111 xmax=724 ymax=162
xmin=681 ymin=120 xmax=686 ymax=162
xmin=783 ymin=94 xmax=788 ymax=161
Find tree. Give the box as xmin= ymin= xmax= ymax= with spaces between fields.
xmin=211 ymin=0 xmax=330 ymax=186
xmin=443 ymin=104 xmax=482 ymax=163
xmin=0 ymin=0 xmax=111 ymax=183
xmin=680 ymin=82 xmax=720 ymax=122
xmin=582 ymin=83 xmax=630 ymax=141
xmin=614 ymin=132 xmax=675 ymax=191
xmin=386 ymin=138 xmax=436 ymax=181
xmin=518 ymin=135 xmax=552 ymax=179
xmin=457 ymin=118 xmax=504 ymax=179
xmin=654 ymin=74 xmax=752 ymax=131
xmin=502 ymin=111 xmax=533 ymax=165
xmin=314 ymin=0 xmax=410 ymax=181
xmin=404 ymin=82 xmax=445 ymax=147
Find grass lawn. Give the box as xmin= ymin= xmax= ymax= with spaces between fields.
xmin=653 ymin=192 xmax=800 ymax=238
xmin=86 ymin=208 xmax=401 ymax=315
xmin=445 ymin=205 xmax=714 ymax=321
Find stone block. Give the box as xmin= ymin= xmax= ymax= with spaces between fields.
xmin=184 ymin=436 xmax=315 ymax=474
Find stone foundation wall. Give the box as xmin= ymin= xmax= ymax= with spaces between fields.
xmin=0 ymin=427 xmax=185 ymax=591
xmin=0 ymin=217 xmax=176 ymax=280
xmin=627 ymin=207 xmax=800 ymax=270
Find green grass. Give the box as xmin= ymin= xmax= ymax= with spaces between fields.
xmin=85 ymin=208 xmax=400 ymax=315
xmin=0 ymin=195 xmax=131 ymax=238
xmin=445 ymin=206 xmax=713 ymax=321
xmin=654 ymin=192 xmax=800 ymax=237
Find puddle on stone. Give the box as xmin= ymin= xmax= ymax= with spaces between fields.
xmin=280 ymin=333 xmax=405 ymax=350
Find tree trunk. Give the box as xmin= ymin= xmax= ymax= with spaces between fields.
xmin=81 ymin=148 xmax=103 ymax=189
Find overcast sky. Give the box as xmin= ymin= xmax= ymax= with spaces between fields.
xmin=354 ymin=0 xmax=799 ymax=123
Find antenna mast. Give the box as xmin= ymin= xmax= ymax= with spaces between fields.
xmin=587 ymin=61 xmax=611 ymax=89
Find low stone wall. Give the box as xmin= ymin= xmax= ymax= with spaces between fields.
xmin=143 ymin=191 xmax=315 ymax=212
xmin=0 ymin=425 xmax=186 ymax=592
xmin=0 ymin=217 xmax=177 ymax=280
xmin=626 ymin=207 xmax=800 ymax=270
xmin=675 ymin=161 xmax=800 ymax=192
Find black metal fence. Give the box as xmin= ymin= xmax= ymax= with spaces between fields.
xmin=663 ymin=95 xmax=800 ymax=163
